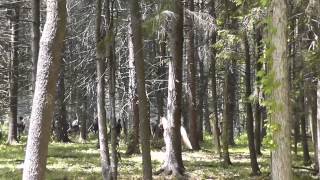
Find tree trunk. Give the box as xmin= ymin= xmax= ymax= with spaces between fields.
xmin=228 ymin=59 xmax=237 ymax=146
xmin=244 ymin=32 xmax=260 ymax=175
xmin=222 ymin=61 xmax=232 ymax=166
xmin=316 ymin=81 xmax=320 ymax=175
xmin=270 ymin=0 xmax=292 ymax=179
xmin=79 ymin=95 xmax=87 ymax=142
xmin=126 ymin=20 xmax=140 ymax=155
xmin=130 ymin=1 xmax=153 ymax=178
xmin=186 ymin=0 xmax=200 ymax=150
xmin=31 ymin=0 xmax=40 ymax=91
xmin=209 ymin=0 xmax=221 ymax=157
xmin=300 ymin=83 xmax=311 ymax=165
xmin=310 ymin=81 xmax=318 ymax=171
xmin=254 ymin=27 xmax=263 ymax=155
xmin=156 ymin=34 xmax=166 ymax=124
xmin=7 ymin=5 xmax=19 ymax=144
xmin=95 ymin=0 xmax=111 ymax=178
xmin=54 ymin=63 xmax=70 ymax=143
xmin=158 ymin=0 xmax=185 ymax=177
xmin=22 ymin=0 xmax=67 ymax=179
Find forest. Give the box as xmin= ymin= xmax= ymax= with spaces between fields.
xmin=0 ymin=0 xmax=319 ymax=179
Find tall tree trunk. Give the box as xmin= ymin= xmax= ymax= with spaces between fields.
xmin=316 ymin=81 xmax=320 ymax=175
xmin=22 ymin=0 xmax=67 ymax=179
xmin=254 ymin=27 xmax=263 ymax=155
xmin=228 ymin=59 xmax=237 ymax=146
xmin=7 ymin=5 xmax=19 ymax=144
xmin=129 ymin=1 xmax=153 ymax=178
xmin=222 ymin=60 xmax=232 ymax=166
xmin=54 ymin=63 xmax=70 ymax=142
xmin=300 ymin=80 xmax=311 ymax=165
xmin=244 ymin=32 xmax=260 ymax=175
xmin=209 ymin=0 xmax=221 ymax=157
xmin=270 ymin=0 xmax=292 ymax=179
xmin=186 ymin=0 xmax=200 ymax=150
xmin=31 ymin=0 xmax=40 ymax=91
xmin=156 ymin=33 xmax=166 ymax=124
xmin=95 ymin=0 xmax=111 ymax=178
xmin=158 ymin=0 xmax=185 ymax=176
xmin=126 ymin=21 xmax=140 ymax=155
xmin=310 ymin=81 xmax=318 ymax=171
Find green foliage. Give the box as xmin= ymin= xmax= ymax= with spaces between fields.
xmin=214 ymin=29 xmax=242 ymax=62
xmin=259 ymin=0 xmax=271 ymax=7
xmin=235 ymin=132 xmax=248 ymax=146
xmin=262 ymin=120 xmax=281 ymax=150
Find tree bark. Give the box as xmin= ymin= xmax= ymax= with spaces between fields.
xmin=186 ymin=0 xmax=200 ymax=150
xmin=254 ymin=27 xmax=263 ymax=155
xmin=7 ymin=5 xmax=19 ymax=144
xmin=23 ymin=0 xmax=67 ymax=179
xmin=54 ymin=63 xmax=70 ymax=143
xmin=95 ymin=0 xmax=111 ymax=178
xmin=129 ymin=1 xmax=153 ymax=178
xmin=158 ymin=0 xmax=185 ymax=176
xmin=244 ymin=32 xmax=260 ymax=175
xmin=222 ymin=61 xmax=232 ymax=166
xmin=31 ymin=0 xmax=40 ymax=91
xmin=270 ymin=0 xmax=292 ymax=179
xmin=126 ymin=20 xmax=140 ymax=155
xmin=209 ymin=0 xmax=221 ymax=157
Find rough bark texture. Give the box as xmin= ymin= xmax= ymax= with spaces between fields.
xmin=130 ymin=1 xmax=153 ymax=178
xmin=186 ymin=0 xmax=199 ymax=150
xmin=270 ymin=0 xmax=292 ymax=179
xmin=159 ymin=0 xmax=185 ymax=177
xmin=95 ymin=0 xmax=111 ymax=178
xmin=7 ymin=5 xmax=19 ymax=144
xmin=126 ymin=21 xmax=140 ymax=155
xmin=31 ymin=0 xmax=40 ymax=91
xmin=244 ymin=32 xmax=260 ymax=175
xmin=54 ymin=64 xmax=70 ymax=142
xmin=22 ymin=0 xmax=66 ymax=179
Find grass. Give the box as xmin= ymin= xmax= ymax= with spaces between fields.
xmin=0 ymin=132 xmax=318 ymax=179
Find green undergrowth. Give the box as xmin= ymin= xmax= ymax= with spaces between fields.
xmin=0 ymin=133 xmax=317 ymax=179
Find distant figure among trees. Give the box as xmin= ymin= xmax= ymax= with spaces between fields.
xmin=17 ymin=116 xmax=25 ymax=140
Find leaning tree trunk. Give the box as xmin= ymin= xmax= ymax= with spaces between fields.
xmin=95 ymin=0 xmax=111 ymax=178
xmin=31 ymin=0 xmax=40 ymax=91
xmin=158 ymin=0 xmax=185 ymax=177
xmin=54 ymin=63 xmax=70 ymax=143
xmin=22 ymin=0 xmax=67 ymax=179
xmin=7 ymin=5 xmax=19 ymax=145
xmin=244 ymin=32 xmax=260 ymax=175
xmin=126 ymin=20 xmax=140 ymax=155
xmin=186 ymin=0 xmax=199 ymax=150
xmin=130 ymin=0 xmax=153 ymax=178
xmin=270 ymin=0 xmax=292 ymax=179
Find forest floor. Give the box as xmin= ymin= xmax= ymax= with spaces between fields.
xmin=0 ymin=133 xmax=318 ymax=180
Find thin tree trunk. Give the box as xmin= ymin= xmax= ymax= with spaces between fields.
xmin=95 ymin=0 xmax=111 ymax=178
xmin=54 ymin=63 xmax=70 ymax=142
xmin=254 ymin=27 xmax=263 ymax=155
xmin=186 ymin=0 xmax=199 ymax=150
xmin=244 ymin=32 xmax=260 ymax=175
xmin=209 ymin=0 xmax=221 ymax=157
xmin=23 ymin=0 xmax=67 ymax=179
xmin=126 ymin=21 xmax=140 ymax=155
xmin=130 ymin=1 xmax=153 ymax=178
xmin=222 ymin=61 xmax=232 ymax=166
xmin=7 ymin=5 xmax=19 ymax=144
xmin=31 ymin=0 xmax=40 ymax=91
xmin=270 ymin=0 xmax=292 ymax=179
